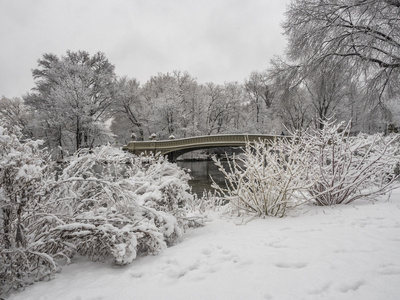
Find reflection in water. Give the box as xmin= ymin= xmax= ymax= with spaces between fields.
xmin=176 ymin=160 xmax=229 ymax=196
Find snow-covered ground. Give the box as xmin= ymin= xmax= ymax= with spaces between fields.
xmin=8 ymin=191 xmax=400 ymax=300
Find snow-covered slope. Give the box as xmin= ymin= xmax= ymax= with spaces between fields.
xmin=8 ymin=192 xmax=400 ymax=300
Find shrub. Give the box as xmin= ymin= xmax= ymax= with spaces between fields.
xmin=35 ymin=148 xmax=200 ymax=265
xmin=212 ymin=136 xmax=317 ymax=218
xmin=0 ymin=123 xmax=201 ymax=294
xmin=212 ymin=119 xmax=400 ymax=218
xmin=301 ymin=120 xmax=400 ymax=205
xmin=0 ymin=123 xmax=56 ymax=292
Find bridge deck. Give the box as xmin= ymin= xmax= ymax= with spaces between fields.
xmin=123 ymin=134 xmax=281 ymax=160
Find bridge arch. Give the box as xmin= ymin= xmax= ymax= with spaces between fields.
xmin=122 ymin=134 xmax=281 ymax=161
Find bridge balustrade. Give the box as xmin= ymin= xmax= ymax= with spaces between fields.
xmin=123 ymin=134 xmax=281 ymax=161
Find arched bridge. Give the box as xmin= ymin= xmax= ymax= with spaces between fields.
xmin=122 ymin=134 xmax=281 ymax=161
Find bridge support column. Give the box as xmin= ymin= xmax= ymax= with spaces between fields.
xmin=166 ymin=152 xmax=176 ymax=162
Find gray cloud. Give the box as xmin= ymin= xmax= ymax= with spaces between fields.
xmin=0 ymin=0 xmax=290 ymax=97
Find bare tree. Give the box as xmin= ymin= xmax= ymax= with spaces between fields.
xmin=111 ymin=77 xmax=146 ymax=142
xmin=267 ymin=58 xmax=314 ymax=130
xmin=283 ymin=0 xmax=400 ymax=102
xmin=244 ymin=71 xmax=274 ymax=131
xmin=268 ymin=56 xmax=358 ymax=130
xmin=142 ymin=72 xmax=182 ymax=138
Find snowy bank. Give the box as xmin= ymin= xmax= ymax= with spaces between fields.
xmin=8 ymin=190 xmax=400 ymax=300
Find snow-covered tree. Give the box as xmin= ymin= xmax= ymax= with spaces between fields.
xmin=142 ymin=72 xmax=183 ymax=138
xmin=244 ymin=71 xmax=274 ymax=132
xmin=141 ymin=71 xmax=205 ymax=139
xmin=111 ymin=77 xmax=146 ymax=143
xmin=283 ymin=0 xmax=400 ymax=103
xmin=0 ymin=97 xmax=33 ymax=138
xmin=267 ymin=56 xmax=358 ymax=130
xmin=203 ymin=82 xmax=227 ymax=135
xmin=203 ymin=82 xmax=246 ymax=135
xmin=24 ymin=51 xmax=116 ymax=157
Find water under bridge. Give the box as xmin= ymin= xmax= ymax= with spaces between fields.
xmin=122 ymin=134 xmax=281 ymax=161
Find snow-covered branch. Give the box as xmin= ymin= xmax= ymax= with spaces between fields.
xmin=212 ymin=136 xmax=317 ymax=217
xmin=0 ymin=123 xmax=202 ymax=294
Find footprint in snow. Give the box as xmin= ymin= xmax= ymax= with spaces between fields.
xmin=129 ymin=271 xmax=143 ymax=278
xmin=280 ymin=227 xmax=291 ymax=231
xmin=307 ymin=282 xmax=331 ymax=295
xmin=155 ymin=245 xmax=245 ymax=282
xmin=275 ymin=262 xmax=307 ymax=269
xmin=265 ymin=241 xmax=288 ymax=249
xmin=378 ymin=264 xmax=400 ymax=275
xmin=338 ymin=280 xmax=365 ymax=293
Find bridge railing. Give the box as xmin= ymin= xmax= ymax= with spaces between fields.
xmin=123 ymin=134 xmax=282 ymax=155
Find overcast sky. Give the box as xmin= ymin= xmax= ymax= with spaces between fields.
xmin=0 ymin=0 xmax=290 ymax=98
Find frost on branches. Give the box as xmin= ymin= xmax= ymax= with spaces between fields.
xmin=0 ymin=123 xmax=201 ymax=294
xmin=0 ymin=123 xmax=54 ymax=292
xmin=302 ymin=120 xmax=400 ymax=205
xmin=212 ymin=119 xmax=400 ymax=218
xmin=212 ymin=137 xmax=317 ymax=218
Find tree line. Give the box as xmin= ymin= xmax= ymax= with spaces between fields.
xmin=1 ymin=0 xmax=398 ymax=159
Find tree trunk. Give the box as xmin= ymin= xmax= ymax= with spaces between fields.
xmin=2 ymin=206 xmax=12 ymax=250
xmin=76 ymin=117 xmax=81 ymax=150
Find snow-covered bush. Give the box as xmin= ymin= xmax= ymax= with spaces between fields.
xmin=0 ymin=123 xmax=201 ymax=294
xmin=302 ymin=120 xmax=400 ymax=205
xmin=39 ymin=147 xmax=198 ymax=262
xmin=192 ymin=190 xmax=222 ymax=213
xmin=211 ymin=119 xmax=400 ymax=218
xmin=212 ymin=137 xmax=317 ymax=218
xmin=0 ymin=123 xmax=56 ymax=293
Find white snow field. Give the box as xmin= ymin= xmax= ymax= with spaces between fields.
xmin=8 ymin=191 xmax=400 ymax=300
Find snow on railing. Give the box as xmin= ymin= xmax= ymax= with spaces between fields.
xmin=123 ymin=134 xmax=282 ymax=156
